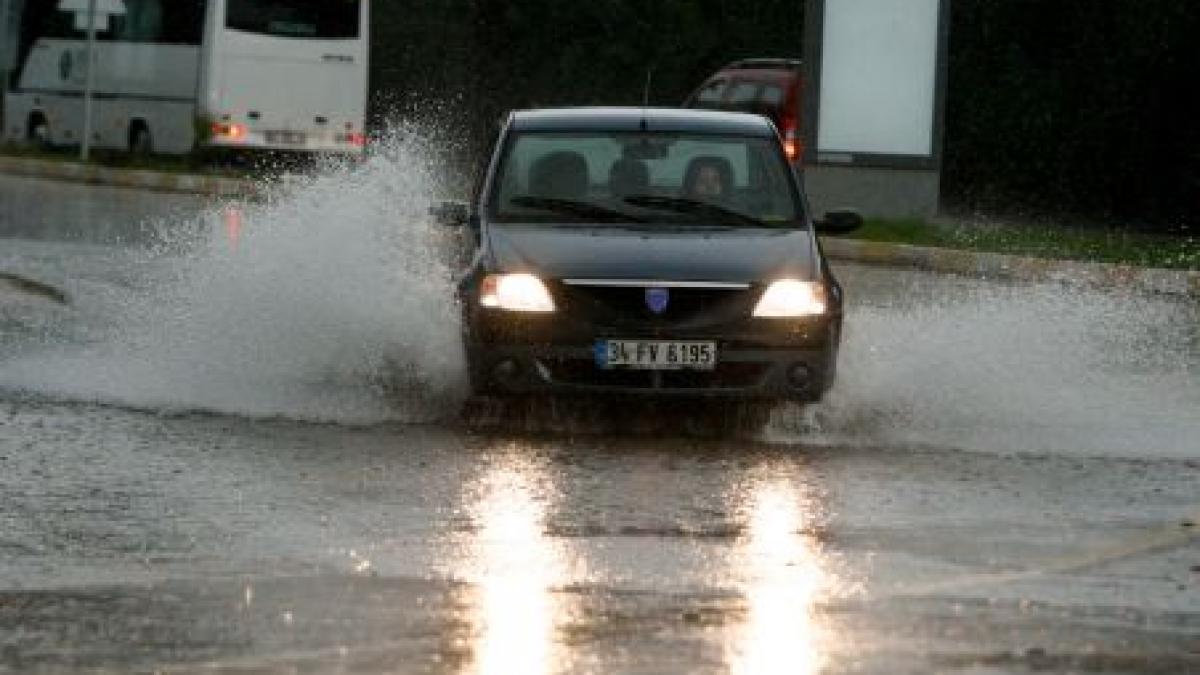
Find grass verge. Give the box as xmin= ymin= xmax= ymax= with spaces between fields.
xmin=842 ymin=218 xmax=1198 ymax=271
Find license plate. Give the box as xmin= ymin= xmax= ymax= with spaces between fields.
xmin=595 ymin=340 xmax=717 ymax=370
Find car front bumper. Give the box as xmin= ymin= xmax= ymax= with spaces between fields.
xmin=466 ymin=342 xmax=835 ymax=400
xmin=465 ymin=308 xmax=840 ymax=401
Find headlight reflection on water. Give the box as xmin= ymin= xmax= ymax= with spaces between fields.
xmin=728 ymin=477 xmax=830 ymax=675
xmin=452 ymin=450 xmax=835 ymax=674
xmin=464 ymin=460 xmax=566 ymax=675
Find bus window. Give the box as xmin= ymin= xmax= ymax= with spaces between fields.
xmin=34 ymin=1 xmax=104 ymax=39
xmin=23 ymin=0 xmax=203 ymax=45
xmin=225 ymin=0 xmax=361 ymax=40
xmin=115 ymin=0 xmax=163 ymax=43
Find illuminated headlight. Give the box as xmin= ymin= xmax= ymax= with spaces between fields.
xmin=752 ymin=279 xmax=827 ymax=317
xmin=480 ymin=273 xmax=556 ymax=312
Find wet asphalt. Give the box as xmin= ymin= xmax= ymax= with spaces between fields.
xmin=0 ymin=173 xmax=1198 ymax=673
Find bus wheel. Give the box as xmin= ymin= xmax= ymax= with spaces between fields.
xmin=27 ymin=114 xmax=51 ymax=149
xmin=129 ymin=123 xmax=153 ymax=156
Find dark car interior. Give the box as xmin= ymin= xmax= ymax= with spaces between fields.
xmin=494 ymin=132 xmax=800 ymax=225
xmin=608 ymin=158 xmax=650 ymax=199
xmin=529 ymin=151 xmax=590 ymax=200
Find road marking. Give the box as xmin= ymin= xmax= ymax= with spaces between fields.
xmin=881 ymin=512 xmax=1200 ymax=599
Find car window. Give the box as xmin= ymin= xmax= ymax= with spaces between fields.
xmin=760 ymin=84 xmax=784 ymax=107
xmin=727 ymin=80 xmax=760 ymax=105
xmin=694 ymin=79 xmax=727 ymax=105
xmin=491 ymin=131 xmax=800 ymax=226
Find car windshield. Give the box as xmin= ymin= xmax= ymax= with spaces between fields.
xmin=489 ymin=131 xmax=801 ymax=227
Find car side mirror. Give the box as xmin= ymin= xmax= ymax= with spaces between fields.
xmin=430 ymin=200 xmax=471 ymax=227
xmin=815 ymin=208 xmax=863 ymax=234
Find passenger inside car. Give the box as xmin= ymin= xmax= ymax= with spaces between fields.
xmin=682 ymin=155 xmax=734 ymax=202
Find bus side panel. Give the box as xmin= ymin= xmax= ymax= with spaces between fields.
xmin=3 ymin=89 xmax=35 ymax=143
xmin=13 ymin=38 xmax=201 ymax=154
xmin=7 ymin=94 xmax=196 ymax=153
xmin=19 ymin=39 xmax=199 ymax=100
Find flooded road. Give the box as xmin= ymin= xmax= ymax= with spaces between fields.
xmin=1 ymin=169 xmax=1198 ymax=673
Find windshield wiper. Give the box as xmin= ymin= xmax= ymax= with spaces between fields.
xmin=508 ymin=196 xmax=647 ymax=223
xmin=622 ymin=195 xmax=772 ymax=228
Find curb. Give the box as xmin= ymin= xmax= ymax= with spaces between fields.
xmin=821 ymin=237 xmax=1200 ymax=298
xmin=0 ymin=155 xmax=255 ymax=197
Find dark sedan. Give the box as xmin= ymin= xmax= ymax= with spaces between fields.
xmin=439 ymin=107 xmax=860 ymax=402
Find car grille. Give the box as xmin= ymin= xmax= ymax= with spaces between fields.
xmin=558 ymin=284 xmax=753 ymax=331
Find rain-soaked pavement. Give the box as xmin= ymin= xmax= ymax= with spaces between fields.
xmin=1 ymin=169 xmax=1198 ymax=673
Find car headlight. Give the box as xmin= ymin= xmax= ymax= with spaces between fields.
xmin=752 ymin=279 xmax=827 ymax=317
xmin=480 ymin=273 xmax=556 ymax=312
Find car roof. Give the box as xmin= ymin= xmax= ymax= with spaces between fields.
xmin=509 ymin=107 xmax=777 ymax=137
xmin=721 ymin=58 xmax=803 ymax=72
xmin=717 ymin=68 xmax=798 ymax=84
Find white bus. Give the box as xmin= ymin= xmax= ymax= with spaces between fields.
xmin=3 ymin=0 xmax=369 ymax=155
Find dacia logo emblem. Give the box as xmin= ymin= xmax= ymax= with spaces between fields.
xmin=645 ymin=287 xmax=669 ymax=314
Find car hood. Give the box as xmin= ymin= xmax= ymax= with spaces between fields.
xmin=485 ymin=223 xmax=817 ymax=282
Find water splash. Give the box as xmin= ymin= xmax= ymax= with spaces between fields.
xmin=0 ymin=127 xmax=467 ymax=423
xmin=2 ymin=138 xmax=1196 ymax=456
xmin=773 ymin=271 xmax=1200 ymax=459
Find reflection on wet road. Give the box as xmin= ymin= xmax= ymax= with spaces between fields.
xmin=1 ymin=410 xmax=1193 ymax=672
xmin=728 ymin=475 xmax=827 ymax=675
xmin=447 ymin=452 xmax=838 ymax=674
xmin=465 ymin=457 xmax=564 ymax=675
xmin=0 ymin=174 xmax=208 ymax=245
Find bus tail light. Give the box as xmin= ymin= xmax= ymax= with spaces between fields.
xmin=212 ymin=123 xmax=246 ymax=141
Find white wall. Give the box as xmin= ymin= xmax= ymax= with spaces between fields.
xmin=816 ymin=0 xmax=940 ymax=157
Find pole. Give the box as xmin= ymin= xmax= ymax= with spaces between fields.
xmin=1 ymin=67 xmax=8 ymax=136
xmin=80 ymin=0 xmax=96 ymax=161
xmin=1 ymin=0 xmax=11 ymax=134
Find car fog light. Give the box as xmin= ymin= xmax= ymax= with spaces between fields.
xmin=787 ymin=363 xmax=813 ymax=389
xmin=480 ymin=273 xmax=556 ymax=313
xmin=752 ymin=280 xmax=826 ymax=317
xmin=491 ymin=359 xmax=521 ymax=386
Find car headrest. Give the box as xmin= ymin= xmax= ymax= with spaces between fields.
xmin=529 ymin=151 xmax=589 ymax=200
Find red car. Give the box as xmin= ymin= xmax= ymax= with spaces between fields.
xmin=683 ymin=59 xmax=804 ymax=165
